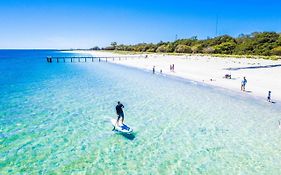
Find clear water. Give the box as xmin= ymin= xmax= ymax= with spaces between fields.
xmin=1 ymin=50 xmax=281 ymax=174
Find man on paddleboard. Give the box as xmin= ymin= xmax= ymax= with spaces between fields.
xmin=115 ymin=101 xmax=125 ymax=126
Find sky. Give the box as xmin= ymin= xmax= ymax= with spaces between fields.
xmin=0 ymin=0 xmax=280 ymax=49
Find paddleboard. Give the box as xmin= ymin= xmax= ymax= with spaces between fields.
xmin=111 ymin=118 xmax=133 ymax=134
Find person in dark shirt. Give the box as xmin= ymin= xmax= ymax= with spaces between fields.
xmin=267 ymin=91 xmax=271 ymax=102
xmin=115 ymin=101 xmax=124 ymax=127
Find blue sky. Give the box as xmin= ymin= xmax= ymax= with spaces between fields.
xmin=0 ymin=0 xmax=280 ymax=49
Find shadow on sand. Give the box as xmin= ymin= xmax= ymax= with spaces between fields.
xmin=224 ymin=64 xmax=281 ymax=71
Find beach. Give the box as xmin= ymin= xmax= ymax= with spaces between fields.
xmin=1 ymin=50 xmax=281 ymax=174
xmin=74 ymin=50 xmax=281 ymax=102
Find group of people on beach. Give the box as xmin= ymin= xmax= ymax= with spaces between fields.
xmin=152 ymin=64 xmax=174 ymax=74
xmin=152 ymin=66 xmax=163 ymax=74
xmin=153 ymin=66 xmax=273 ymax=103
xmin=240 ymin=76 xmax=272 ymax=103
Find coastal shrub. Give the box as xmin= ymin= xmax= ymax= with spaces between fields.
xmin=175 ymin=44 xmax=192 ymax=53
xmin=252 ymin=32 xmax=279 ymax=44
xmin=213 ymin=42 xmax=236 ymax=54
xmin=166 ymin=44 xmax=175 ymax=52
xmin=191 ymin=44 xmax=203 ymax=53
xmin=175 ymin=37 xmax=197 ymax=46
xmin=202 ymin=47 xmax=215 ymax=54
xmin=278 ymin=34 xmax=281 ymax=45
xmin=116 ymin=44 xmax=126 ymax=51
xmin=156 ymin=45 xmax=167 ymax=52
xmin=103 ymin=46 xmax=115 ymax=50
xmin=272 ymin=46 xmax=281 ymax=56
xmin=203 ymin=35 xmax=235 ymax=47
xmin=90 ymin=46 xmax=100 ymax=50
xmin=133 ymin=44 xmax=148 ymax=52
xmin=102 ymin=32 xmax=281 ymax=58
xmin=234 ymin=40 xmax=254 ymax=55
xmin=146 ymin=48 xmax=156 ymax=52
xmin=251 ymin=32 xmax=280 ymax=55
xmin=111 ymin=42 xmax=117 ymax=49
xmin=156 ymin=44 xmax=174 ymax=53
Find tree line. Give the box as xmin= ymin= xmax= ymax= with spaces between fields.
xmin=90 ymin=32 xmax=281 ymax=56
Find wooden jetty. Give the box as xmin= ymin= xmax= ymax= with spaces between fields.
xmin=46 ymin=56 xmax=145 ymax=63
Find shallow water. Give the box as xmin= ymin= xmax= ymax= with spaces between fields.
xmin=1 ymin=50 xmax=281 ymax=174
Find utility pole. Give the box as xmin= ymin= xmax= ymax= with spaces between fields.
xmin=215 ymin=15 xmax=218 ymax=37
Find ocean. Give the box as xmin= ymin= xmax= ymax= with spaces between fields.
xmin=0 ymin=50 xmax=281 ymax=174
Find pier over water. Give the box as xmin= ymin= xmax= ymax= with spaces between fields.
xmin=46 ymin=56 xmax=145 ymax=63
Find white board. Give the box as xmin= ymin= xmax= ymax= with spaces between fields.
xmin=111 ymin=118 xmax=133 ymax=134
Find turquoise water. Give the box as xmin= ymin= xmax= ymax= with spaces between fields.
xmin=1 ymin=50 xmax=281 ymax=174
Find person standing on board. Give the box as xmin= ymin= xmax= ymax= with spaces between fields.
xmin=241 ymin=77 xmax=247 ymax=91
xmin=115 ymin=101 xmax=125 ymax=127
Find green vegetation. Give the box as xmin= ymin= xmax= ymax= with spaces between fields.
xmin=101 ymin=32 xmax=281 ymax=59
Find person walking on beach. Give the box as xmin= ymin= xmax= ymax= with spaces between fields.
xmin=115 ymin=101 xmax=125 ymax=127
xmin=241 ymin=77 xmax=247 ymax=91
xmin=267 ymin=91 xmax=271 ymax=102
xmin=153 ymin=66 xmax=155 ymax=74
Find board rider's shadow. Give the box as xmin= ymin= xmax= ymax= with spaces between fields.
xmin=120 ymin=132 xmax=136 ymax=140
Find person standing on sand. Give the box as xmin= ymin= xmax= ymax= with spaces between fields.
xmin=267 ymin=91 xmax=271 ymax=102
xmin=241 ymin=77 xmax=247 ymax=91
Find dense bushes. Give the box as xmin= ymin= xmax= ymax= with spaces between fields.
xmin=102 ymin=32 xmax=281 ymax=56
xmin=272 ymin=46 xmax=281 ymax=56
xmin=156 ymin=44 xmax=174 ymax=53
xmin=175 ymin=45 xmax=192 ymax=53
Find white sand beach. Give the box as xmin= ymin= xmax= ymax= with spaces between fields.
xmin=73 ymin=51 xmax=281 ymax=102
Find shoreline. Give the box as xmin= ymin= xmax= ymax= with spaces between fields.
xmin=68 ymin=50 xmax=281 ymax=103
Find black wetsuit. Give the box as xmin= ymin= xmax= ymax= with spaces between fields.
xmin=116 ymin=103 xmax=124 ymax=118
